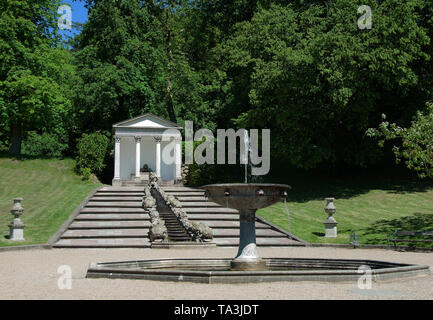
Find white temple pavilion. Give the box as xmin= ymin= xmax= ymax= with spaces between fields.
xmin=112 ymin=113 xmax=183 ymax=186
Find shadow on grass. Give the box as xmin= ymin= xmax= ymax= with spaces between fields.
xmin=281 ymin=175 xmax=433 ymax=203
xmin=264 ymin=162 xmax=433 ymax=203
xmin=361 ymin=212 xmax=433 ymax=245
xmin=0 ymin=152 xmax=64 ymax=161
xmin=312 ymin=232 xmax=325 ymax=237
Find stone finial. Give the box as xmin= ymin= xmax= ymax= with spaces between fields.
xmin=323 ymin=197 xmax=338 ymax=238
xmin=9 ymin=198 xmax=25 ymax=241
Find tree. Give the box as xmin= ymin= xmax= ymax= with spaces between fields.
xmin=214 ymin=0 xmax=432 ymax=169
xmin=367 ymin=102 xmax=433 ymax=178
xmin=0 ymin=0 xmax=74 ymax=154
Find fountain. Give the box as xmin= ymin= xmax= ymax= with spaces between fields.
xmin=201 ymin=183 xmax=290 ymax=271
xmin=86 ymin=183 xmax=430 ymax=283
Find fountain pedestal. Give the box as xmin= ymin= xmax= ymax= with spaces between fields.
xmin=231 ymin=209 xmax=267 ymax=271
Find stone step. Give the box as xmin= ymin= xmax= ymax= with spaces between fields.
xmin=75 ymin=214 xmax=149 ymax=220
xmin=187 ymin=214 xmax=238 ymax=220
xmin=94 ymin=192 xmax=144 ymax=197
xmin=53 ymin=238 xmax=151 ymax=248
xmin=99 ymin=187 xmax=145 ymax=192
xmin=81 ymin=207 xmax=146 ymax=213
xmin=164 ymin=191 xmax=205 ymax=196
xmin=61 ymin=229 xmax=148 ymax=238
xmin=167 ymin=229 xmax=188 ymax=233
xmin=122 ymin=182 xmax=148 ymax=186
xmin=69 ymin=221 xmax=151 ymax=229
xmin=177 ymin=196 xmax=208 ymax=201
xmin=86 ymin=201 xmax=142 ymax=208
xmin=212 ymin=229 xmax=286 ymax=237
xmin=162 ymin=187 xmax=201 ymax=192
xmin=213 ymin=237 xmax=303 ymax=246
xmin=182 ymin=207 xmax=238 ymax=214
xmin=91 ymin=196 xmax=143 ymax=201
xmin=176 ymin=201 xmax=220 ymax=207
xmin=197 ymin=221 xmax=270 ymax=229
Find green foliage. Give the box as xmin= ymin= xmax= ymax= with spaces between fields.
xmin=75 ymin=132 xmax=110 ymax=176
xmin=183 ymin=138 xmax=243 ymax=186
xmin=22 ymin=131 xmax=67 ymax=158
xmin=80 ymin=167 xmax=92 ymax=181
xmin=1 ymin=0 xmax=433 ymax=176
xmin=213 ymin=0 xmax=432 ymax=169
xmin=0 ymin=0 xmax=75 ymax=154
xmin=73 ymin=0 xmax=215 ymax=134
xmin=367 ymin=102 xmax=433 ymax=179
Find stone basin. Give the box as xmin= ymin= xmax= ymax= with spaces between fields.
xmin=202 ymin=183 xmax=291 ymax=271
xmin=86 ymin=258 xmax=430 ymax=284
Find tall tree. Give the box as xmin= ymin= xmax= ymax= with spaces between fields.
xmin=0 ymin=0 xmax=74 ymax=154
xmin=74 ymin=0 xmax=214 ymax=134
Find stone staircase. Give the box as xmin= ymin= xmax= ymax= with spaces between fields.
xmin=53 ymin=186 xmax=305 ymax=248
xmin=54 ymin=187 xmax=151 ymax=248
xmin=152 ymin=189 xmax=192 ymax=242
xmin=162 ymin=187 xmax=305 ymax=247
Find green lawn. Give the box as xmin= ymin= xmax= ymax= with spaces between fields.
xmin=0 ymin=157 xmax=102 ymax=246
xmin=257 ymin=174 xmax=433 ymax=245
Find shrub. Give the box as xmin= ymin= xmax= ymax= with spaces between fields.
xmin=80 ymin=167 xmax=92 ymax=181
xmin=75 ymin=132 xmax=109 ymax=176
xmin=367 ymin=102 xmax=433 ymax=179
xmin=22 ymin=131 xmax=67 ymax=158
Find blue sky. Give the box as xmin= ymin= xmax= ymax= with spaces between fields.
xmin=58 ymin=0 xmax=88 ymax=39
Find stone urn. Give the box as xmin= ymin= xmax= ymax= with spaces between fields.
xmin=9 ymin=198 xmax=25 ymax=241
xmin=323 ymin=198 xmax=338 ymax=238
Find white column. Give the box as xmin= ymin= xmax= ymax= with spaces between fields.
xmin=113 ymin=136 xmax=121 ymax=185
xmin=175 ymin=137 xmax=182 ymax=180
xmin=154 ymin=136 xmax=161 ymax=178
xmin=134 ymin=136 xmax=141 ymax=180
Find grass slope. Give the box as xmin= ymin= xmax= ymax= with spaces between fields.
xmin=257 ymin=174 xmax=433 ymax=245
xmin=0 ymin=157 xmax=102 ymax=246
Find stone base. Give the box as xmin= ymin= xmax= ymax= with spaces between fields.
xmin=324 ymin=224 xmax=337 ymax=238
xmin=151 ymin=241 xmax=216 ymax=249
xmin=112 ymin=178 xmax=122 ymax=186
xmin=9 ymin=227 xmax=25 ymax=241
xmin=230 ymin=259 xmax=268 ymax=271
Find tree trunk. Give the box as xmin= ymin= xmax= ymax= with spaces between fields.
xmin=9 ymin=123 xmax=22 ymax=155
xmin=165 ymin=4 xmax=177 ymax=123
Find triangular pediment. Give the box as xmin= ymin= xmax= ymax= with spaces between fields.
xmin=113 ymin=113 xmax=181 ymax=129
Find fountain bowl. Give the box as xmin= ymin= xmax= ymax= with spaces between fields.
xmin=202 ymin=183 xmax=291 ymax=210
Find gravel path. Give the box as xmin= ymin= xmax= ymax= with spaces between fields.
xmin=0 ymin=246 xmax=432 ymax=300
